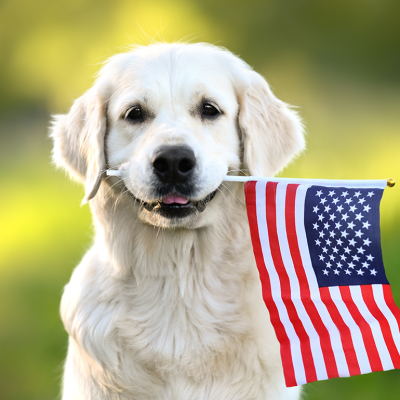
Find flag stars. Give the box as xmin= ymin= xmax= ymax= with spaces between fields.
xmin=329 ymin=214 xmax=337 ymax=221
xmin=341 ymin=191 xmax=349 ymax=197
xmin=335 ymin=222 xmax=342 ymax=230
xmin=348 ymin=261 xmax=355 ymax=269
xmin=363 ymin=238 xmax=371 ymax=246
xmin=323 ymin=269 xmax=329 ymax=275
xmin=355 ymin=213 xmax=364 ymax=221
xmin=345 ymin=198 xmax=353 ymax=205
xmin=349 ymin=238 xmax=357 ymax=246
xmin=349 ymin=205 xmax=357 ymax=213
xmin=347 ymin=221 xmax=356 ymax=230
xmin=366 ymin=254 xmax=374 ymax=261
xmin=334 ymin=269 xmax=340 ymax=275
xmin=318 ymin=214 xmax=325 ymax=221
xmin=370 ymin=269 xmax=377 ymax=276
xmin=329 ymin=231 xmax=336 ymax=238
xmin=322 ymin=247 xmax=328 ymax=253
xmin=355 ymin=230 xmax=364 ymax=238
xmin=332 ymin=246 xmax=339 ymax=254
xmin=319 ymin=254 xmax=325 ymax=261
xmin=341 ymin=230 xmax=349 ymax=238
xmin=313 ymin=222 xmax=319 ymax=230
xmin=320 ymin=197 xmax=327 ymax=205
xmin=326 ymin=261 xmax=332 ymax=268
xmin=367 ymin=191 xmax=375 ymax=198
xmin=357 ymin=247 xmax=365 ymax=254
xmin=316 ymin=190 xmax=323 ymax=197
xmin=336 ymin=238 xmax=343 ymax=246
xmin=363 ymin=221 xmax=371 ymax=229
xmin=354 ymin=191 xmax=362 ymax=198
xmin=342 ymin=213 xmax=350 ymax=221
xmin=319 ymin=231 xmax=325 ymax=238
xmin=337 ymin=262 xmax=343 ymax=268
xmin=330 ymin=254 xmax=335 ymax=261
xmin=315 ymin=239 xmax=321 ymax=246
xmin=362 ymin=261 xmax=370 ymax=268
xmin=332 ymin=198 xmax=340 ymax=205
xmin=328 ymin=190 xmax=336 ymax=197
xmin=340 ymin=254 xmax=347 ymax=261
xmin=324 ymin=222 xmax=330 ymax=230
xmin=313 ymin=206 xmax=319 ymax=213
xmin=357 ymin=269 xmax=365 ymax=276
xmin=326 ymin=238 xmax=332 ymax=246
xmin=364 ymin=205 xmax=371 ymax=213
xmin=344 ymin=246 xmax=351 ymax=254
xmin=352 ymin=254 xmax=360 ymax=262
xmin=337 ymin=205 xmax=344 ymax=213
xmin=345 ymin=269 xmax=352 ymax=275
xmin=358 ymin=198 xmax=366 ymax=205
xmin=324 ymin=205 xmax=331 ymax=213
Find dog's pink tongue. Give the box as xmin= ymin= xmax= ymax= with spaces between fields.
xmin=163 ymin=194 xmax=188 ymax=205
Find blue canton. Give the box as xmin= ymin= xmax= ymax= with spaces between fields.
xmin=304 ymin=186 xmax=388 ymax=288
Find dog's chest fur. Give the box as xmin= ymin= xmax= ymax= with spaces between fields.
xmin=61 ymin=213 xmax=283 ymax=398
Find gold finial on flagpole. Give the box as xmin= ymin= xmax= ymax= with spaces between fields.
xmin=387 ymin=178 xmax=395 ymax=187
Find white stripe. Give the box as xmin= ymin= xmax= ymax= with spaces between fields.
xmin=349 ymin=286 xmax=394 ymax=370
xmin=295 ymin=185 xmax=350 ymax=377
xmin=275 ymin=183 xmax=328 ymax=380
xmin=329 ymin=286 xmax=372 ymax=374
xmin=372 ymin=284 xmax=400 ymax=353
xmin=255 ymin=181 xmax=307 ymax=385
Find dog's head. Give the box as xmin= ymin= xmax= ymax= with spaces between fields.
xmin=51 ymin=43 xmax=304 ymax=229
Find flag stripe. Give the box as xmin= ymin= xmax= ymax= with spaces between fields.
xmin=294 ymin=185 xmax=351 ymax=378
xmin=339 ymin=286 xmax=383 ymax=371
xmin=361 ymin=285 xmax=400 ymax=368
xmin=265 ymin=181 xmax=318 ymax=384
xmin=375 ymin=286 xmax=400 ymax=356
xmin=284 ymin=183 xmax=339 ymax=379
xmin=319 ymin=287 xmax=363 ymax=375
xmin=382 ymin=285 xmax=400 ymax=332
xmin=349 ymin=286 xmax=393 ymax=370
xmin=244 ymin=181 xmax=298 ymax=387
xmin=276 ymin=183 xmax=329 ymax=381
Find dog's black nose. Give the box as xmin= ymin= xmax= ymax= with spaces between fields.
xmin=152 ymin=146 xmax=196 ymax=184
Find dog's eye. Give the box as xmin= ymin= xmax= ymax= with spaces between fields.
xmin=125 ymin=106 xmax=143 ymax=122
xmin=202 ymin=103 xmax=219 ymax=117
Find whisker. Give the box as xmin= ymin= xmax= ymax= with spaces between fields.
xmin=102 ymin=178 xmax=123 ymax=206
xmin=220 ymin=183 xmax=245 ymax=211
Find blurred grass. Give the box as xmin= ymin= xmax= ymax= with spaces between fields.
xmin=0 ymin=0 xmax=400 ymax=399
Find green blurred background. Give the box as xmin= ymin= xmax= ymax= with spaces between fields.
xmin=0 ymin=0 xmax=399 ymax=399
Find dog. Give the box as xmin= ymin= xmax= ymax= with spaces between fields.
xmin=51 ymin=42 xmax=305 ymax=400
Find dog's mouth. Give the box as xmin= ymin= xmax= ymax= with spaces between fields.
xmin=131 ymin=190 xmax=218 ymax=219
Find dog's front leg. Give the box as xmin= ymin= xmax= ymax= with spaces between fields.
xmin=62 ymin=338 xmax=122 ymax=400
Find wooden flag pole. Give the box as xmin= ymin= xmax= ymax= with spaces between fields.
xmin=106 ymin=170 xmax=395 ymax=188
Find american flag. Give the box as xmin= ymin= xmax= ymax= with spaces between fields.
xmin=244 ymin=179 xmax=400 ymax=387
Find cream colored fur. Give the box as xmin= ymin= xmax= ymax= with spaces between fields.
xmin=51 ymin=43 xmax=305 ymax=400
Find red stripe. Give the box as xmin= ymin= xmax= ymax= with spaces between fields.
xmin=339 ymin=286 xmax=383 ymax=372
xmin=285 ymin=184 xmax=339 ymax=379
xmin=361 ymin=285 xmax=400 ymax=368
xmin=382 ymin=285 xmax=400 ymax=331
xmin=244 ymin=182 xmax=297 ymax=387
xmin=319 ymin=287 xmax=361 ymax=376
xmin=265 ymin=181 xmax=317 ymax=383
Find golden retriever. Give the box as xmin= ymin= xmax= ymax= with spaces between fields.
xmin=51 ymin=42 xmax=305 ymax=400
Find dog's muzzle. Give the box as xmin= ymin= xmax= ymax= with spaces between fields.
xmin=129 ymin=145 xmax=218 ymax=219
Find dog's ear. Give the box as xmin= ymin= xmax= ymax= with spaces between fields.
xmin=50 ymin=89 xmax=107 ymax=204
xmin=237 ymin=69 xmax=305 ymax=177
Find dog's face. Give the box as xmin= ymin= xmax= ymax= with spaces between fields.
xmin=51 ymin=43 xmax=304 ymax=229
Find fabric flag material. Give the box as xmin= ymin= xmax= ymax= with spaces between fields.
xmin=244 ymin=179 xmax=400 ymax=387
